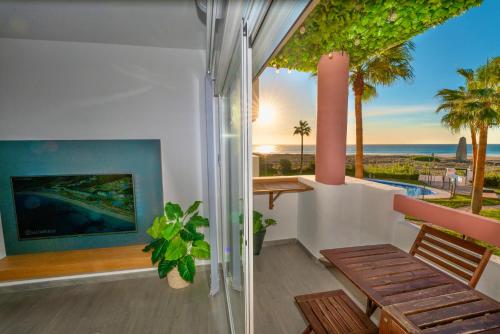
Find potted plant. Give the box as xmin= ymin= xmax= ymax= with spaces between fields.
xmin=143 ymin=201 xmax=210 ymax=289
xmin=253 ymin=210 xmax=277 ymax=255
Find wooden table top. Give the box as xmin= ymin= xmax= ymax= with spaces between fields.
xmin=382 ymin=290 xmax=500 ymax=333
xmin=253 ymin=176 xmax=313 ymax=194
xmin=320 ymin=244 xmax=470 ymax=309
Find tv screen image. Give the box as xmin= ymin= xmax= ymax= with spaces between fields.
xmin=11 ymin=174 xmax=137 ymax=240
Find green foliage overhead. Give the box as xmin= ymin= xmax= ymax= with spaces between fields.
xmin=270 ymin=0 xmax=482 ymax=72
xmin=143 ymin=200 xmax=210 ymax=283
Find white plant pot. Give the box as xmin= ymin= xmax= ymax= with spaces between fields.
xmin=167 ymin=267 xmax=191 ymax=289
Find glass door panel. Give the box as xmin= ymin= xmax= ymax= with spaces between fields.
xmin=219 ymin=21 xmax=252 ymax=334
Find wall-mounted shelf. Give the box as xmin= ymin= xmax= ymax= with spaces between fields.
xmin=253 ymin=177 xmax=314 ymax=209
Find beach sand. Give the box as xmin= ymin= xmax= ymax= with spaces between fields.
xmin=17 ymin=191 xmax=134 ymax=223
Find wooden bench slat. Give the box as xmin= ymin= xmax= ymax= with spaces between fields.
xmin=311 ymin=299 xmax=343 ymax=333
xmin=409 ymin=299 xmax=500 ymax=327
xmin=300 ymin=300 xmax=328 ymax=334
xmin=338 ymin=294 xmax=377 ymax=331
xmin=418 ymin=242 xmax=477 ymax=272
xmin=410 ymin=225 xmax=491 ymax=288
xmin=421 ymin=236 xmax=481 ymax=263
xmin=420 ymin=225 xmax=487 ymax=255
xmin=332 ymin=296 xmax=365 ymax=331
xmin=415 ymin=249 xmax=473 ymax=281
xmin=295 ymin=290 xmax=377 ymax=334
xmin=421 ymin=312 xmax=500 ymax=334
xmin=322 ymin=298 xmax=354 ymax=333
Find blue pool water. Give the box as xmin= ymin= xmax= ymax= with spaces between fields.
xmin=367 ymin=179 xmax=435 ymax=197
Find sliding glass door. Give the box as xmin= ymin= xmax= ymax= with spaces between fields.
xmin=219 ymin=21 xmax=253 ymax=334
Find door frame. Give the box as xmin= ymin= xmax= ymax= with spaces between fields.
xmin=217 ymin=19 xmax=253 ymax=334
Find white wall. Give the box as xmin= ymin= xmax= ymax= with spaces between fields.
xmin=296 ymin=176 xmax=405 ymax=256
xmin=253 ymin=193 xmax=298 ymax=241
xmin=0 ymin=38 xmax=207 ymax=258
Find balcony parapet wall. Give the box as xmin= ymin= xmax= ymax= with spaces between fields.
xmin=253 ymin=175 xmax=500 ymax=301
xmin=394 ymin=194 xmax=500 ymax=248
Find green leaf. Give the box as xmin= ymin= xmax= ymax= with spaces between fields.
xmin=189 ymin=215 xmax=209 ymax=227
xmin=147 ymin=216 xmax=166 ymax=239
xmin=177 ymin=255 xmax=196 ymax=283
xmin=253 ymin=220 xmax=264 ymax=234
xmin=191 ymin=240 xmax=210 ymax=259
xmin=264 ymin=218 xmax=277 ymax=228
xmin=253 ymin=210 xmax=263 ymax=223
xmin=180 ymin=225 xmax=204 ymax=241
xmin=184 ymin=201 xmax=202 ymax=218
xmin=161 ymin=222 xmax=182 ymax=241
xmin=164 ymin=202 xmax=183 ymax=221
xmin=164 ymin=236 xmax=188 ymax=261
xmin=158 ymin=259 xmax=176 ymax=279
xmin=142 ymin=238 xmax=163 ymax=253
xmin=151 ymin=239 xmax=169 ymax=265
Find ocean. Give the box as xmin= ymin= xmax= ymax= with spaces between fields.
xmin=253 ymin=144 xmax=500 ymax=156
xmin=14 ymin=193 xmax=136 ymax=240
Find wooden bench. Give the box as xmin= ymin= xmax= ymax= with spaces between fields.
xmin=295 ymin=290 xmax=377 ymax=334
xmin=380 ymin=290 xmax=500 ymax=333
xmin=410 ymin=224 xmax=492 ymax=288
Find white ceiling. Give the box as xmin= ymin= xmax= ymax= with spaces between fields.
xmin=0 ymin=0 xmax=207 ymax=49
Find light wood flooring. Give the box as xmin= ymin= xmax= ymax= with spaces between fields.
xmin=0 ymin=244 xmax=151 ymax=282
xmin=0 ymin=270 xmax=229 ymax=334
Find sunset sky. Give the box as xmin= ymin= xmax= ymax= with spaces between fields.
xmin=253 ymin=0 xmax=500 ymax=146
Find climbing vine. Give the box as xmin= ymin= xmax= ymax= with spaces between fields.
xmin=269 ymin=0 xmax=482 ymax=72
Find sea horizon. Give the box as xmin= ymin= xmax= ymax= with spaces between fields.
xmin=253 ymin=144 xmax=500 ymax=156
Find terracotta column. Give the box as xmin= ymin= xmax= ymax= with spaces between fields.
xmin=315 ymin=51 xmax=350 ymax=185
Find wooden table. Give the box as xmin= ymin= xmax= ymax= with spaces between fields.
xmin=253 ymin=177 xmax=313 ymax=209
xmin=320 ymin=244 xmax=470 ymax=316
xmin=380 ymin=290 xmax=500 ymax=333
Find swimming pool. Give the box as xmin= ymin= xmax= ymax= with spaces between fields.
xmin=367 ymin=179 xmax=435 ymax=197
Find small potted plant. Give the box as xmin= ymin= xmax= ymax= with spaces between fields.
xmin=253 ymin=210 xmax=277 ymax=255
xmin=143 ymin=201 xmax=210 ymax=289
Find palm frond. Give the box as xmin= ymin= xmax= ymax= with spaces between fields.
xmin=362 ymin=83 xmax=377 ymax=101
xmin=363 ymin=41 xmax=415 ymax=86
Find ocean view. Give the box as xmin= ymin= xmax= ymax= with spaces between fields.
xmin=254 ymin=144 xmax=500 ymax=156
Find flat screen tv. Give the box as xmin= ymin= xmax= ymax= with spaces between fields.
xmin=11 ymin=174 xmax=137 ymax=240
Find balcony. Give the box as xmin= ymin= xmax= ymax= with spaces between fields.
xmin=253 ymin=175 xmax=500 ymax=332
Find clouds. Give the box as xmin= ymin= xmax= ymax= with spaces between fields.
xmin=360 ymin=104 xmax=436 ymax=118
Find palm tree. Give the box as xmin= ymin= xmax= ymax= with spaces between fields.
xmin=436 ymin=83 xmax=479 ymax=174
xmin=350 ymin=41 xmax=415 ymax=178
xmin=293 ymin=120 xmax=312 ymax=174
xmin=436 ymin=58 xmax=499 ymax=214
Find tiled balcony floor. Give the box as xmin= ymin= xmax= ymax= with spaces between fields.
xmin=254 ymin=242 xmax=373 ymax=334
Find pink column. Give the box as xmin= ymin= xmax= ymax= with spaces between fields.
xmin=315 ymin=52 xmax=350 ymax=185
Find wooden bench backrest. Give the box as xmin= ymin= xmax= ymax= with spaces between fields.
xmin=409 ymin=224 xmax=492 ymax=288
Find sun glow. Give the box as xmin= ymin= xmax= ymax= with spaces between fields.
xmin=253 ymin=144 xmax=277 ymax=154
xmin=256 ymin=103 xmax=276 ymax=125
